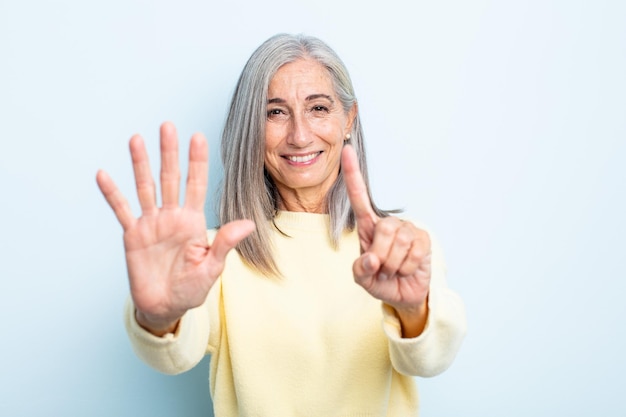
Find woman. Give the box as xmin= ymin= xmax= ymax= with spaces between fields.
xmin=96 ymin=33 xmax=466 ymax=416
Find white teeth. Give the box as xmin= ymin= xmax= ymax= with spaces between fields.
xmin=286 ymin=152 xmax=319 ymax=163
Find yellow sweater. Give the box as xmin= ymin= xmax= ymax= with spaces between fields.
xmin=125 ymin=211 xmax=466 ymax=416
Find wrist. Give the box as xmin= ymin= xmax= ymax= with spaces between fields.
xmin=391 ymin=298 xmax=429 ymax=339
xmin=394 ymin=300 xmax=427 ymax=317
xmin=135 ymin=310 xmax=181 ymax=337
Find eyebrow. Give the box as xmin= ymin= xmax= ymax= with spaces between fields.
xmin=267 ymin=94 xmax=335 ymax=104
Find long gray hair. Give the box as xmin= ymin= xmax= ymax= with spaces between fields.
xmin=219 ymin=33 xmax=390 ymax=276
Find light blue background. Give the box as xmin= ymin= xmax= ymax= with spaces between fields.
xmin=1 ymin=1 xmax=625 ymax=416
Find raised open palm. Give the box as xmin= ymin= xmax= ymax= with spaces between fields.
xmin=96 ymin=122 xmax=254 ymax=335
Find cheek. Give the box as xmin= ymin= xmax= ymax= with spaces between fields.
xmin=312 ymin=115 xmax=347 ymax=139
xmin=265 ymin=123 xmax=287 ymax=149
xmin=263 ymin=149 xmax=279 ymax=172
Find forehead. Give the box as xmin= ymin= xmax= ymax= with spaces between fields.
xmin=268 ymin=58 xmax=335 ymax=96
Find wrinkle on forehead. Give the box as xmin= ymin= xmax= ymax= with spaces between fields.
xmin=267 ymin=59 xmax=336 ymax=104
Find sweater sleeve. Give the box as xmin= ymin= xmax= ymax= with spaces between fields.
xmin=123 ymin=296 xmax=212 ymax=375
xmin=381 ymin=233 xmax=467 ymax=377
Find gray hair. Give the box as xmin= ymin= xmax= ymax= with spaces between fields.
xmin=219 ymin=33 xmax=390 ymax=276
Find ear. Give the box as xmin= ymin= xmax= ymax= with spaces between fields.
xmin=344 ymin=102 xmax=358 ymax=136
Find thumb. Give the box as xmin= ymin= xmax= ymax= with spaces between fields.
xmin=353 ymin=252 xmax=380 ymax=284
xmin=206 ymin=220 xmax=256 ymax=271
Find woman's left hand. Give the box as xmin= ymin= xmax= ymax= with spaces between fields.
xmin=342 ymin=145 xmax=431 ymax=337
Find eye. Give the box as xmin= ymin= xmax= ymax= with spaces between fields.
xmin=312 ymin=105 xmax=329 ymax=113
xmin=267 ymin=108 xmax=287 ymax=119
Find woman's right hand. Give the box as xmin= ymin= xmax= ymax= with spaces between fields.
xmin=96 ymin=122 xmax=255 ymax=336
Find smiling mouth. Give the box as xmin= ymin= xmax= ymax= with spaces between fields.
xmin=283 ymin=151 xmax=322 ymax=163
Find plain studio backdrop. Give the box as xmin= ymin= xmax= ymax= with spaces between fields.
xmin=1 ymin=1 xmax=624 ymax=416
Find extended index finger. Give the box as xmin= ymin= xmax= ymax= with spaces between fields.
xmin=341 ymin=145 xmax=377 ymax=223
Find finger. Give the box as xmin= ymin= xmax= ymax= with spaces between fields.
xmin=353 ymin=252 xmax=380 ymax=287
xmin=160 ymin=122 xmax=180 ymax=208
xmin=373 ymin=219 xmax=413 ymax=280
xmin=96 ymin=170 xmax=136 ymax=230
xmin=341 ymin=145 xmax=377 ymax=224
xmin=398 ymin=229 xmax=432 ymax=277
xmin=368 ymin=217 xmax=408 ymax=279
xmin=130 ymin=135 xmax=157 ymax=215
xmin=206 ymin=220 xmax=256 ymax=276
xmin=183 ymin=133 xmax=209 ymax=211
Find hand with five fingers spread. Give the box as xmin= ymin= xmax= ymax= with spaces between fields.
xmin=96 ymin=122 xmax=255 ymax=336
xmin=342 ymin=145 xmax=432 ymax=338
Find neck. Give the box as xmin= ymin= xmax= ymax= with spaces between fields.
xmin=277 ymin=189 xmax=327 ymax=214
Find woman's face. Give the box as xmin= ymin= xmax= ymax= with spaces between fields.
xmin=264 ymin=58 xmax=356 ymax=212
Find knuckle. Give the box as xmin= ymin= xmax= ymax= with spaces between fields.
xmin=395 ymin=229 xmax=413 ymax=248
xmin=376 ymin=218 xmax=398 ymax=236
xmin=408 ymin=245 xmax=429 ymax=263
xmin=416 ymin=228 xmax=431 ymax=245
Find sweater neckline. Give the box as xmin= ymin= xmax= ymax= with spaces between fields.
xmin=273 ymin=211 xmax=330 ymax=232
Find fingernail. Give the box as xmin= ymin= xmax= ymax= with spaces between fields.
xmin=378 ymin=273 xmax=388 ymax=281
xmin=363 ymin=256 xmax=372 ymax=272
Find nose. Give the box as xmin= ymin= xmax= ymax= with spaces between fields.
xmin=286 ymin=111 xmax=312 ymax=147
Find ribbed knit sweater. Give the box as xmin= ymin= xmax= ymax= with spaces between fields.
xmin=124 ymin=211 xmax=466 ymax=416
